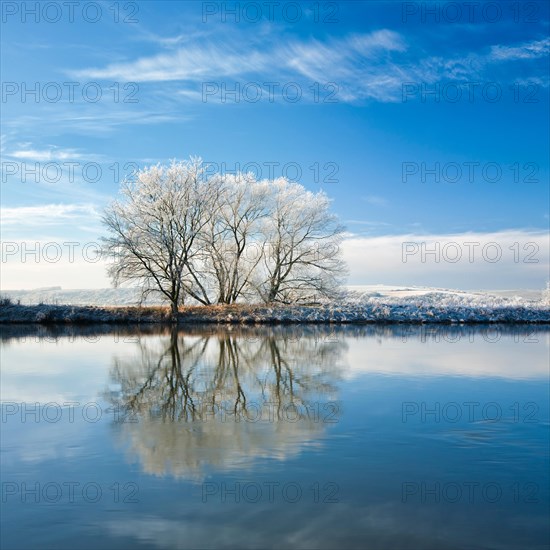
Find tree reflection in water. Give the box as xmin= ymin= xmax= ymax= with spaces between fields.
xmin=106 ymin=326 xmax=346 ymax=479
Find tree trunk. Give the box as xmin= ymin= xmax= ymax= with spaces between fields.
xmin=170 ymin=300 xmax=179 ymax=324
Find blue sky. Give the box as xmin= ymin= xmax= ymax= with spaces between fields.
xmin=1 ymin=1 xmax=549 ymax=289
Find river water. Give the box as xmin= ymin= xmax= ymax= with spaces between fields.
xmin=1 ymin=325 xmax=548 ymax=549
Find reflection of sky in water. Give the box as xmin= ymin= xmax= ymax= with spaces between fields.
xmin=1 ymin=326 xmax=548 ymax=550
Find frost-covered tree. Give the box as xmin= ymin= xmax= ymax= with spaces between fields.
xmin=200 ymin=174 xmax=269 ymax=304
xmin=102 ymin=158 xmax=213 ymax=321
xmin=102 ymin=158 xmax=346 ymax=316
xmin=258 ymin=178 xmax=346 ymax=304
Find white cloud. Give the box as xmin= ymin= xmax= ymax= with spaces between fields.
xmin=70 ymin=32 xmax=550 ymax=103
xmin=343 ymin=230 xmax=549 ymax=290
xmin=0 ymin=202 xmax=107 ymax=290
xmin=70 ymin=29 xmax=411 ymax=102
xmin=9 ymin=148 xmax=84 ymax=162
xmin=1 ymin=229 xmax=547 ymax=291
xmin=72 ymin=43 xmax=272 ymax=82
xmin=0 ymin=251 xmax=111 ymax=290
xmin=2 ymin=110 xmax=188 ymax=136
xmin=489 ymin=37 xmax=550 ymax=61
xmin=0 ymin=204 xmax=100 ymax=227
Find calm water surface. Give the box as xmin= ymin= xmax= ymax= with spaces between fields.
xmin=1 ymin=325 xmax=549 ymax=549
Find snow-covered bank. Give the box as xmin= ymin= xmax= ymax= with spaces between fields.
xmin=0 ymin=293 xmax=548 ymax=324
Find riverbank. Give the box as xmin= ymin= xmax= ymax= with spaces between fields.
xmin=0 ymin=299 xmax=548 ymax=324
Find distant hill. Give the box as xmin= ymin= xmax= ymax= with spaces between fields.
xmin=0 ymin=287 xmax=163 ymax=306
xmin=0 ymin=285 xmax=544 ymax=306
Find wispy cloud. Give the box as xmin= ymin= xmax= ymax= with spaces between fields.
xmin=72 ymin=43 xmax=271 ymax=81
xmin=1 ymin=110 xmax=190 ymax=136
xmin=70 ymin=31 xmax=550 ymax=103
xmin=489 ymin=37 xmax=550 ymax=61
xmin=133 ymin=27 xmax=215 ymax=49
xmin=70 ymin=29 xmax=410 ymax=102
